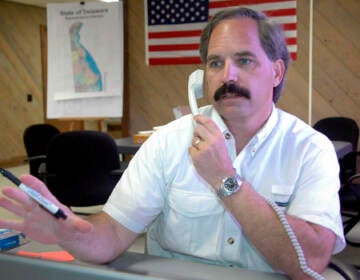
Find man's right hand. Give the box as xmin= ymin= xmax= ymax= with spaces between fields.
xmin=0 ymin=174 xmax=93 ymax=245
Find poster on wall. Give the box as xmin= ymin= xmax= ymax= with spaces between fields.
xmin=47 ymin=1 xmax=123 ymax=103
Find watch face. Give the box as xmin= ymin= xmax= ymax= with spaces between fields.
xmin=224 ymin=177 xmax=237 ymax=191
xmin=218 ymin=175 xmax=242 ymax=198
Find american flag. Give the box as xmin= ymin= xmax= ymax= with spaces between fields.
xmin=145 ymin=0 xmax=297 ymax=65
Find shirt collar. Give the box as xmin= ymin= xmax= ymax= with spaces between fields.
xmin=249 ymin=104 xmax=278 ymax=155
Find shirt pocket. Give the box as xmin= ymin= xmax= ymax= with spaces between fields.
xmin=161 ymin=189 xmax=224 ymax=256
xmin=271 ymin=184 xmax=294 ymax=209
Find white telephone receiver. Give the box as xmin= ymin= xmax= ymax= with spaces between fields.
xmin=188 ymin=69 xmax=204 ymax=116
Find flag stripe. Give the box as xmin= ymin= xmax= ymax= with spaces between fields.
xmin=210 ymin=0 xmax=294 ymax=7
xmin=286 ymin=37 xmax=296 ymax=45
xmin=149 ymin=30 xmax=202 ymax=39
xmin=149 ymin=57 xmax=202 ymax=65
xmin=148 ymin=21 xmax=296 ymax=39
xmin=148 ymin=34 xmax=296 ymax=49
xmin=264 ymin=8 xmax=296 ymax=17
xmin=146 ymin=0 xmax=297 ymax=65
xmin=209 ymin=0 xmax=296 ymax=14
xmin=147 ymin=40 xmax=297 ymax=57
xmin=148 ymin=48 xmax=297 ymax=59
xmin=149 ymin=37 xmax=200 ymax=45
xmin=147 ymin=50 xmax=199 ymax=58
xmin=149 ymin=44 xmax=200 ymax=52
xmin=283 ymin=23 xmax=296 ymax=30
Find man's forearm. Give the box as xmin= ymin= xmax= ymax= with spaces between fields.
xmin=59 ymin=212 xmax=137 ymax=264
xmin=222 ymin=182 xmax=335 ymax=279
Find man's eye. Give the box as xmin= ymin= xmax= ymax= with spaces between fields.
xmin=238 ymin=58 xmax=252 ymax=65
xmin=207 ymin=60 xmax=223 ymax=68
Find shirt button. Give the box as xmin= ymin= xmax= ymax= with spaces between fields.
xmin=225 ymin=132 xmax=231 ymax=140
xmin=227 ymin=237 xmax=235 ymax=245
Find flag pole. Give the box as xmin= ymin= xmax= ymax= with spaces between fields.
xmin=308 ymin=0 xmax=313 ymax=125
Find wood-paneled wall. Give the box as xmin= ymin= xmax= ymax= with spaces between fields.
xmin=0 ymin=0 xmax=359 ymax=166
xmin=0 ymin=1 xmax=46 ymax=166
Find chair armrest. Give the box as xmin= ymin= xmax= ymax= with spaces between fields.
xmin=110 ymin=169 xmax=124 ymax=176
xmin=110 ymin=162 xmax=128 ymax=176
xmin=340 ymin=151 xmax=360 ymax=183
xmin=326 ymin=256 xmax=360 ymax=279
xmin=345 ymin=173 xmax=360 ymax=200
xmin=347 ymin=173 xmax=360 ymax=184
xmin=24 ymin=155 xmax=47 ymax=163
xmin=38 ymin=165 xmax=56 ymax=180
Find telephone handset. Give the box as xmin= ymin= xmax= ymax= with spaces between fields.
xmin=188 ymin=69 xmax=204 ymax=116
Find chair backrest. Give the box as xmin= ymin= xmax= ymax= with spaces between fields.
xmin=314 ymin=117 xmax=359 ymax=183
xmin=313 ymin=117 xmax=359 ymax=151
xmin=23 ymin=124 xmax=60 ymax=179
xmin=44 ymin=130 xmax=122 ymax=207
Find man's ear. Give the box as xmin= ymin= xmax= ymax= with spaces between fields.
xmin=272 ymin=59 xmax=285 ymax=87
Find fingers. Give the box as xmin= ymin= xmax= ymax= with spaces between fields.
xmin=20 ymin=175 xmax=48 ymax=198
xmin=0 ymin=178 xmax=92 ymax=245
xmin=0 ymin=192 xmax=27 ymax=217
xmin=21 ymin=175 xmax=57 ymax=200
xmin=192 ymin=115 xmax=223 ymax=147
xmin=71 ymin=215 xmax=93 ymax=234
xmin=0 ymin=218 xmax=24 ymax=232
xmin=193 ymin=115 xmax=222 ymax=137
xmin=191 ymin=136 xmax=202 ymax=150
xmin=1 ymin=186 xmax=37 ymax=215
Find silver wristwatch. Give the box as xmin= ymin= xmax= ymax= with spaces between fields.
xmin=217 ymin=174 xmax=242 ymax=198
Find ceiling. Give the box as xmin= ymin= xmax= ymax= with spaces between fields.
xmin=5 ymin=0 xmax=114 ymax=8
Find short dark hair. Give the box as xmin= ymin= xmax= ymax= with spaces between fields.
xmin=199 ymin=7 xmax=290 ymax=103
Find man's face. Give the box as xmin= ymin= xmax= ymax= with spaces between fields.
xmin=204 ymin=17 xmax=284 ymax=123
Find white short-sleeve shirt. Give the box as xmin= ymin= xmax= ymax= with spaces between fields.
xmin=103 ymin=105 xmax=345 ymax=272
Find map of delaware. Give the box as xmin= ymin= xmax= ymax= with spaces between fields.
xmin=69 ymin=22 xmax=103 ymax=92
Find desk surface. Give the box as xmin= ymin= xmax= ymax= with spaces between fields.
xmin=2 ymin=241 xmax=289 ymax=280
xmin=110 ymin=252 xmax=288 ymax=280
xmin=115 ymin=138 xmax=352 ymax=159
xmin=2 ymin=241 xmax=350 ymax=279
xmin=115 ymin=137 xmax=141 ymax=155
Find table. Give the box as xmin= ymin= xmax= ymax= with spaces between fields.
xmin=2 ymin=240 xmax=354 ymax=279
xmin=332 ymin=141 xmax=352 ymax=159
xmin=115 ymin=137 xmax=141 ymax=155
xmin=115 ymin=137 xmax=141 ymax=164
xmin=1 ymin=241 xmax=289 ymax=280
xmin=114 ymin=138 xmax=352 ymax=159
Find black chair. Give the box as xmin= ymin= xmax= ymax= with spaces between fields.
xmin=39 ymin=130 xmax=125 ymax=212
xmin=313 ymin=117 xmax=360 ymax=245
xmin=23 ymin=124 xmax=60 ymax=180
xmin=339 ymin=164 xmax=360 ymax=246
xmin=313 ymin=117 xmax=359 ymax=184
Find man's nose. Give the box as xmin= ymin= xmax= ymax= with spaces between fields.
xmin=223 ymin=60 xmax=238 ymax=83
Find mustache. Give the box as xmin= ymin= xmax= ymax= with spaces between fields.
xmin=214 ymin=83 xmax=251 ymax=101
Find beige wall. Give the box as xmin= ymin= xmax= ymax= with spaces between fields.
xmin=0 ymin=0 xmax=359 ymax=166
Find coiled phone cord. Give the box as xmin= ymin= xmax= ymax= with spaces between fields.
xmin=265 ymin=198 xmax=326 ymax=280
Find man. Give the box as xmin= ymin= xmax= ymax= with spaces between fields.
xmin=0 ymin=7 xmax=344 ymax=279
